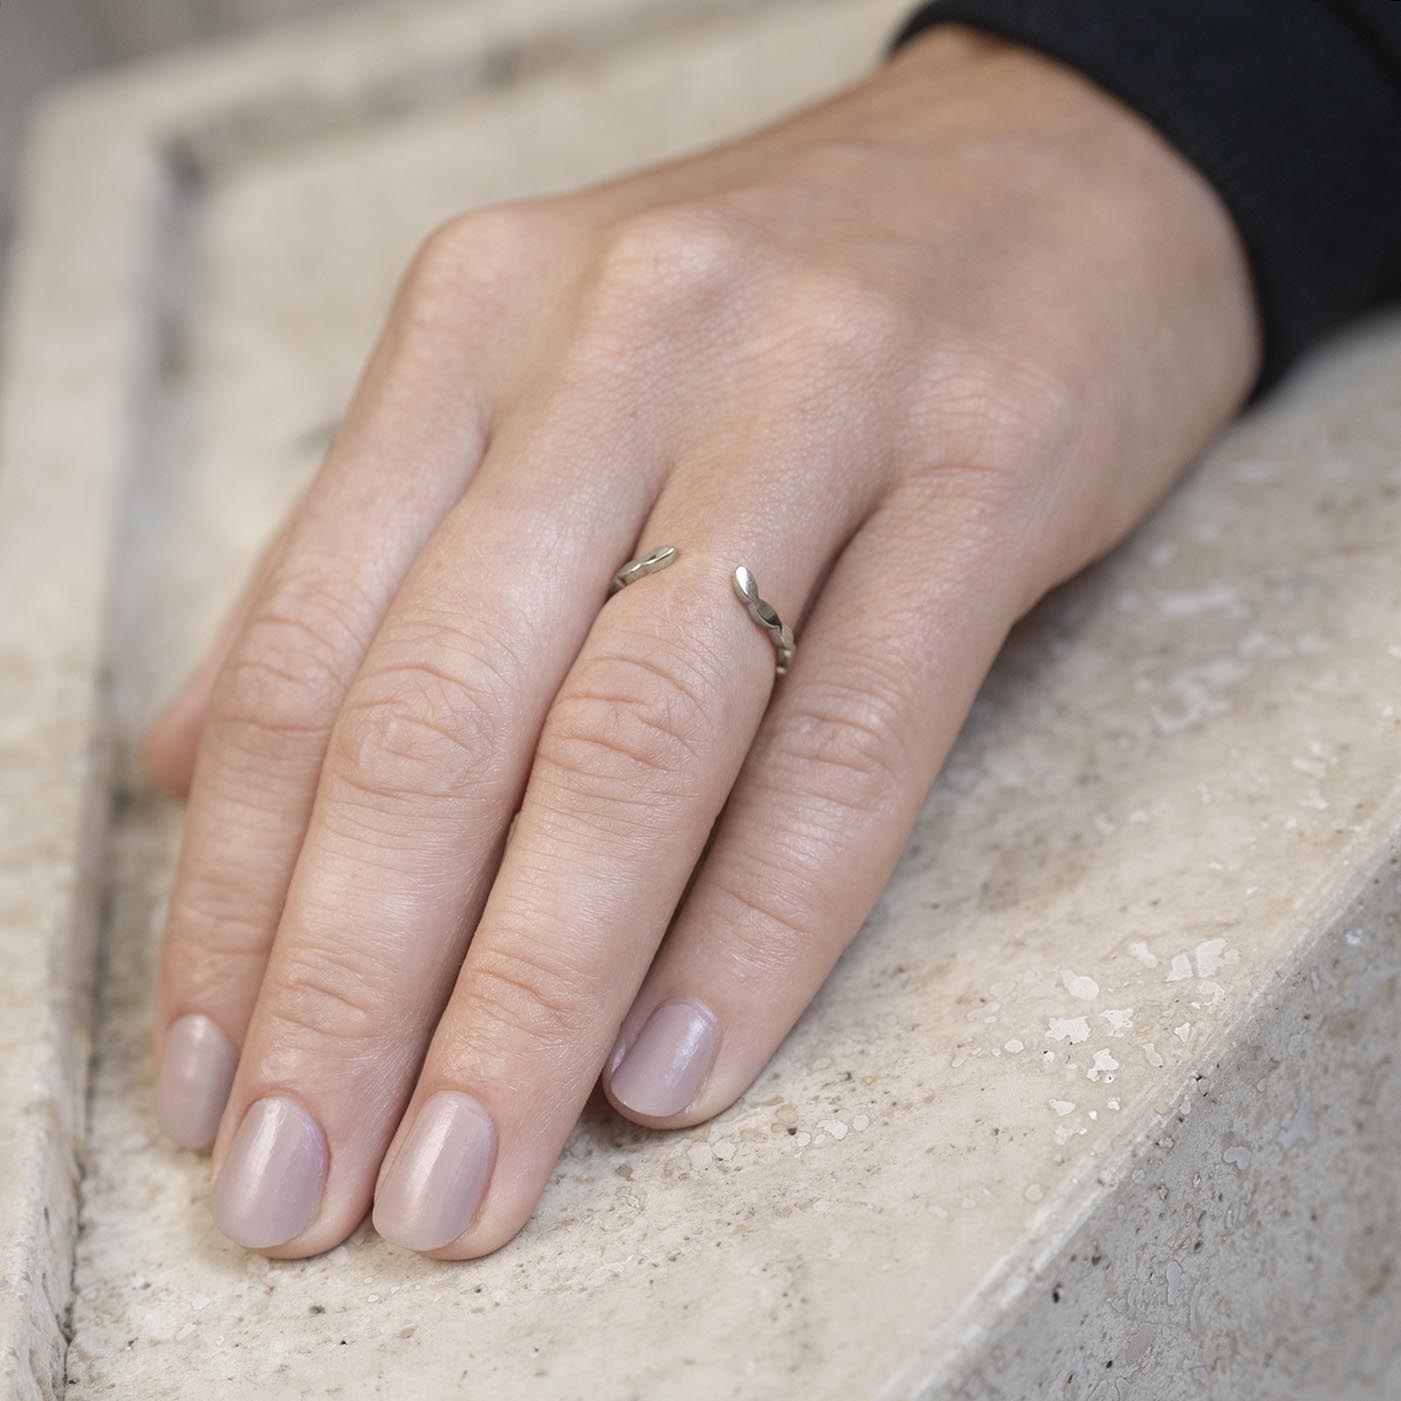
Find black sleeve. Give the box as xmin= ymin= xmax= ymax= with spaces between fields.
xmin=892 ymin=1 xmax=1401 ymax=390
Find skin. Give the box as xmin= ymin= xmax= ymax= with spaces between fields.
xmin=145 ymin=25 xmax=1259 ymax=1259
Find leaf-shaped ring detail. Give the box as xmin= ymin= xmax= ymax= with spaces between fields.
xmin=608 ymin=545 xmax=678 ymax=597
xmin=733 ymin=566 xmax=795 ymax=677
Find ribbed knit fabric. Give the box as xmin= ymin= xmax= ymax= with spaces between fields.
xmin=892 ymin=1 xmax=1401 ymax=389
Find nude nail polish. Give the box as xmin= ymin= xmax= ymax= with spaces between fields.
xmin=209 ymin=1096 xmax=327 ymax=1249
xmin=154 ymin=1013 xmax=238 ymax=1150
xmin=609 ymin=999 xmax=720 ymax=1118
xmin=373 ymin=1092 xmax=497 ymax=1253
xmin=372 ymin=1087 xmax=498 ymax=1255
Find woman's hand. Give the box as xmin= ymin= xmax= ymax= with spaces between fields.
xmin=146 ymin=26 xmax=1257 ymax=1258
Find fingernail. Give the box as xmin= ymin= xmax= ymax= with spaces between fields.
xmin=373 ymin=1092 xmax=497 ymax=1253
xmin=154 ymin=1014 xmax=239 ymax=1150
xmin=209 ymin=1096 xmax=328 ymax=1249
xmin=609 ymin=999 xmax=720 ymax=1118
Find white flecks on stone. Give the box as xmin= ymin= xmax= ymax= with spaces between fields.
xmin=1127 ymin=940 xmax=1159 ymax=968
xmin=818 ymin=1120 xmax=848 ymax=1141
xmin=1102 ymin=1008 xmax=1134 ymax=1035
xmin=1191 ymin=981 xmax=1228 ymax=1014
xmin=941 ymin=763 xmax=980 ymax=793
xmin=1060 ymin=969 xmax=1101 ymax=1001
xmin=1049 ymin=1100 xmax=1076 ymax=1117
xmin=1047 ymin=1017 xmax=1091 ymax=1045
xmin=1165 ymin=1259 xmax=1184 ymax=1306
xmin=1004 ymin=1039 xmax=1025 ymax=1054
xmin=1086 ymin=1049 xmax=1120 ymax=1083
xmin=1193 ymin=938 xmax=1233 ymax=978
xmin=1299 ymin=787 xmax=1330 ymax=812
xmin=851 ymin=1115 xmax=869 ymax=1132
xmin=712 ymin=1140 xmax=737 ymax=1162
xmin=1156 ymin=583 xmax=1243 ymax=618
xmin=1222 ymin=1146 xmax=1252 ymax=1170
xmin=1166 ymin=953 xmax=1195 ymax=983
xmin=1144 ymin=1043 xmax=1167 ymax=1068
xmin=1174 ymin=1024 xmax=1192 ymax=1044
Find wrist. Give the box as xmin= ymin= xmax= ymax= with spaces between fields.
xmin=855 ymin=24 xmax=1262 ymax=579
xmin=883 ymin=24 xmax=1261 ymax=408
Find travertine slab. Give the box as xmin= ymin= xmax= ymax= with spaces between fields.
xmin=3 ymin=1 xmax=1400 ymax=1397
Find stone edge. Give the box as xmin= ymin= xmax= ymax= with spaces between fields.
xmin=879 ymin=789 xmax=1401 ymax=1395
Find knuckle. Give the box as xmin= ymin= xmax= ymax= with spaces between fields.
xmin=396 ymin=201 xmax=554 ymax=334
xmin=776 ymin=264 xmax=909 ymax=369
xmin=765 ymin=674 xmax=910 ymax=824
xmin=576 ymin=204 xmax=750 ymax=349
xmin=462 ymin=939 xmax=594 ymax=1048
xmin=538 ymin=644 xmax=715 ymax=800
xmin=403 ymin=205 xmax=528 ymax=300
xmin=268 ymin=941 xmax=388 ymax=1045
xmin=599 ymin=204 xmax=747 ymax=294
xmin=901 ymin=355 xmax=1095 ymax=607
xmin=212 ymin=588 xmax=357 ymax=754
xmin=709 ymin=877 xmax=823 ymax=975
xmin=165 ymin=878 xmax=274 ymax=982
xmin=919 ymin=354 xmax=1082 ymax=491
xmin=717 ymin=874 xmax=818 ymax=952
xmin=332 ymin=650 xmax=506 ymax=803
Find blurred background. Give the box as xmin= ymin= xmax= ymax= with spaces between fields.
xmin=0 ymin=0 xmax=355 ymax=276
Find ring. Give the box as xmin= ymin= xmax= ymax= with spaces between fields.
xmin=608 ymin=545 xmax=677 ymax=597
xmin=733 ymin=566 xmax=795 ymax=676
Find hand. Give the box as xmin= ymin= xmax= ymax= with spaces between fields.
xmin=146 ymin=26 xmax=1257 ymax=1258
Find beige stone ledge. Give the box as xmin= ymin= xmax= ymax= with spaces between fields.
xmin=2 ymin=1 xmax=1400 ymax=1397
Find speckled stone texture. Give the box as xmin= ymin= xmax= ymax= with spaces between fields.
xmin=3 ymin=0 xmax=1401 ymax=1397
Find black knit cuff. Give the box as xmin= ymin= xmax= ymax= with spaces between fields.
xmin=892 ymin=0 xmax=1401 ymax=390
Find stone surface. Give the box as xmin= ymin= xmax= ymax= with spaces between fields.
xmin=3 ymin=0 xmax=1401 ymax=1397
xmin=0 ymin=0 xmax=355 ymax=270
